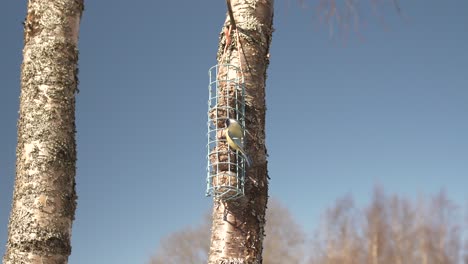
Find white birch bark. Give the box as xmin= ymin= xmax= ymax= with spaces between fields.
xmin=208 ymin=1 xmax=273 ymax=263
xmin=4 ymin=0 xmax=83 ymax=263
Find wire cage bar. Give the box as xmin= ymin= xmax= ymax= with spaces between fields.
xmin=206 ymin=64 xmax=247 ymax=200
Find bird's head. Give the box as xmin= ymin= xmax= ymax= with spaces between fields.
xmin=225 ymin=118 xmax=239 ymax=128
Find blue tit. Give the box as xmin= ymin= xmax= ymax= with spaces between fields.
xmin=225 ymin=118 xmax=252 ymax=167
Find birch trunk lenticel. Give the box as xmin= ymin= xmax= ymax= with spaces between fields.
xmin=4 ymin=0 xmax=83 ymax=263
xmin=208 ymin=0 xmax=273 ymax=263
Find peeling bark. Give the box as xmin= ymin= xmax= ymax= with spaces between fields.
xmin=208 ymin=0 xmax=273 ymax=263
xmin=3 ymin=0 xmax=83 ymax=263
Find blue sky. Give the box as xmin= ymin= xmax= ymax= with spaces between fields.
xmin=1 ymin=0 xmax=467 ymax=263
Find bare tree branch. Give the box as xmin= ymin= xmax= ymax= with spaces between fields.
xmin=311 ymin=0 xmax=402 ymax=39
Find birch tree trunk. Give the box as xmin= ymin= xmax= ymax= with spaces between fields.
xmin=3 ymin=0 xmax=84 ymax=263
xmin=208 ymin=0 xmax=273 ymax=263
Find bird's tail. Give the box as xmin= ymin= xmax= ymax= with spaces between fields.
xmin=239 ymin=149 xmax=252 ymax=167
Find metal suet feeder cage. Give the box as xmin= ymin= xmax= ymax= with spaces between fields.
xmin=206 ymin=64 xmax=247 ymax=200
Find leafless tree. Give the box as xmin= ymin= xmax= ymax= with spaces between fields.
xmin=150 ymin=219 xmax=211 ymax=264
xmin=310 ymin=195 xmax=363 ymax=264
xmin=309 ymin=187 xmax=465 ymax=264
xmin=386 ymin=195 xmax=417 ymax=264
xmin=262 ymin=199 xmax=306 ymax=264
xmin=364 ymin=187 xmax=389 ymax=264
xmin=149 ymin=198 xmax=306 ymax=264
xmin=150 ymin=190 xmax=466 ymax=264
xmin=415 ymin=191 xmax=461 ymax=264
